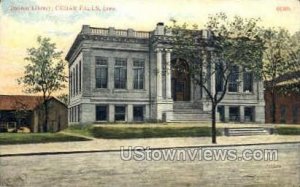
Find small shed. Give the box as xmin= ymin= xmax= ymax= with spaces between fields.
xmin=0 ymin=95 xmax=68 ymax=132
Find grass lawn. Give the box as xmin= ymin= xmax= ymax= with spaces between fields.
xmin=275 ymin=127 xmax=300 ymax=135
xmin=0 ymin=133 xmax=90 ymax=145
xmin=63 ymin=123 xmax=300 ymax=139
xmin=63 ymin=124 xmax=94 ymax=137
xmin=64 ymin=125 xmax=222 ymax=139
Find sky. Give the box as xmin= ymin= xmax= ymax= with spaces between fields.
xmin=0 ymin=0 xmax=299 ymax=95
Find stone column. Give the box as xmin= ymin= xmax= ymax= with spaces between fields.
xmin=165 ymin=49 xmax=172 ymax=99
xmin=210 ymin=61 xmax=216 ymax=97
xmin=127 ymin=104 xmax=133 ymax=122
xmin=156 ymin=48 xmax=163 ymax=99
xmin=224 ymin=105 xmax=229 ymax=122
xmin=238 ymin=67 xmax=243 ymax=93
xmin=209 ymin=51 xmax=216 ymax=97
xmin=202 ymin=52 xmax=208 ymax=99
xmin=127 ymin=58 xmax=133 ymax=90
xmin=109 ymin=104 xmax=115 ymax=122
xmin=108 ymin=57 xmax=114 ymax=91
xmin=240 ymin=106 xmax=244 ymax=123
xmin=145 ymin=105 xmax=150 ymax=121
xmin=257 ymin=80 xmax=264 ymax=101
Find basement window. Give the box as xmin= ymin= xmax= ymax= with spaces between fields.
xmin=133 ymin=106 xmax=144 ymax=121
xmin=229 ymin=107 xmax=240 ymax=121
xmin=280 ymin=105 xmax=286 ymax=123
xmin=115 ymin=106 xmax=126 ymax=121
xmin=244 ymin=107 xmax=255 ymax=122
xmin=96 ymin=105 xmax=108 ymax=121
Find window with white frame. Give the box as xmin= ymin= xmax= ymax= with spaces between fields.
xmin=96 ymin=105 xmax=108 ymax=121
xmin=133 ymin=59 xmax=144 ymax=89
xmin=228 ymin=66 xmax=239 ymax=92
xmin=133 ymin=106 xmax=144 ymax=121
xmin=115 ymin=106 xmax=126 ymax=121
xmin=95 ymin=57 xmax=108 ymax=88
xmin=114 ymin=58 xmax=127 ymax=89
xmin=229 ymin=106 xmax=240 ymax=121
xmin=244 ymin=107 xmax=255 ymax=122
xmin=215 ymin=63 xmax=224 ymax=92
xmin=243 ymin=70 xmax=253 ymax=92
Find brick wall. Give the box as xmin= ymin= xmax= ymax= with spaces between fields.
xmin=265 ymin=90 xmax=300 ymax=124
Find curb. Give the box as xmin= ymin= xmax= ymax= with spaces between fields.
xmin=1 ymin=141 xmax=300 ymax=157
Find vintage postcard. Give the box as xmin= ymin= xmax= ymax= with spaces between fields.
xmin=0 ymin=0 xmax=299 ymax=186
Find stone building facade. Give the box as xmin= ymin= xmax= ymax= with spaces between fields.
xmin=66 ymin=23 xmax=265 ymax=124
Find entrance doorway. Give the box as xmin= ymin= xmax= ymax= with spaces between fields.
xmin=171 ymin=59 xmax=190 ymax=101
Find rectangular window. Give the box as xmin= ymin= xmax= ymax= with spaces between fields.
xmin=292 ymin=105 xmax=299 ymax=123
xmin=228 ymin=66 xmax=239 ymax=92
xmin=95 ymin=57 xmax=108 ymax=88
xmin=69 ymin=71 xmax=72 ymax=97
xmin=244 ymin=107 xmax=255 ymax=122
xmin=72 ymin=107 xmax=74 ymax=122
xmin=96 ymin=105 xmax=108 ymax=121
xmin=78 ymin=105 xmax=81 ymax=122
xmin=133 ymin=59 xmax=144 ymax=89
xmin=114 ymin=58 xmax=127 ymax=89
xmin=133 ymin=106 xmax=144 ymax=121
xmin=217 ymin=105 xmax=225 ymax=122
xmin=215 ymin=63 xmax=224 ymax=92
xmin=229 ymin=106 xmax=240 ymax=121
xmin=115 ymin=106 xmax=126 ymax=121
xmin=75 ymin=106 xmax=78 ymax=122
xmin=72 ymin=106 xmax=76 ymax=122
xmin=72 ymin=70 xmax=75 ymax=96
xmin=243 ymin=71 xmax=253 ymax=92
xmin=280 ymin=105 xmax=286 ymax=123
xmin=79 ymin=61 xmax=82 ymax=93
xmin=70 ymin=107 xmax=73 ymax=122
xmin=69 ymin=108 xmax=72 ymax=122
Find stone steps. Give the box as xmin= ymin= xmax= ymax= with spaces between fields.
xmin=171 ymin=101 xmax=209 ymax=122
xmin=225 ymin=127 xmax=271 ymax=136
xmin=171 ymin=112 xmax=211 ymax=122
xmin=173 ymin=109 xmax=205 ymax=114
xmin=173 ymin=102 xmax=202 ymax=110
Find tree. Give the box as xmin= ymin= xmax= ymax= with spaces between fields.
xmin=57 ymin=93 xmax=69 ymax=105
xmin=168 ymin=13 xmax=264 ymax=143
xmin=260 ymin=28 xmax=300 ymax=123
xmin=18 ymin=36 xmax=67 ymax=132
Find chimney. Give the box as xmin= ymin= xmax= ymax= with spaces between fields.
xmin=202 ymin=30 xmax=208 ymax=39
xmin=155 ymin=22 xmax=165 ymax=35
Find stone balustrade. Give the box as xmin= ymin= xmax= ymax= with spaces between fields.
xmin=86 ymin=26 xmax=150 ymax=38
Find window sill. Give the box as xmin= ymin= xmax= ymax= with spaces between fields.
xmin=94 ymin=88 xmax=109 ymax=92
xmin=227 ymin=92 xmax=239 ymax=94
xmin=113 ymin=89 xmax=129 ymax=93
xmin=132 ymin=89 xmax=147 ymax=92
xmin=226 ymin=92 xmax=254 ymax=95
xmin=243 ymin=91 xmax=254 ymax=94
xmin=95 ymin=120 xmax=108 ymax=123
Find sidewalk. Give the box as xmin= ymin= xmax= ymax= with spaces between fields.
xmin=1 ymin=135 xmax=300 ymax=156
